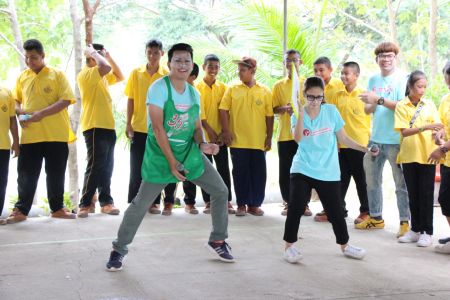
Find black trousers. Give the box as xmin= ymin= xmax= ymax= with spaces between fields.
xmin=439 ymin=165 xmax=450 ymax=216
xmin=284 ymin=173 xmax=349 ymax=245
xmin=15 ymin=142 xmax=68 ymax=215
xmin=278 ymin=140 xmax=298 ymax=202
xmin=80 ymin=128 xmax=116 ymax=208
xmin=0 ymin=150 xmax=10 ymax=216
xmin=338 ymin=148 xmax=369 ymax=214
xmin=402 ymin=163 xmax=435 ymax=235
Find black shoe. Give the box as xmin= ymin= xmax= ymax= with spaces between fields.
xmin=438 ymin=237 xmax=450 ymax=244
xmin=106 ymin=250 xmax=124 ymax=271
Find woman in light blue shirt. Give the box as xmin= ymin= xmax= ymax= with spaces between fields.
xmin=283 ymin=76 xmax=375 ymax=263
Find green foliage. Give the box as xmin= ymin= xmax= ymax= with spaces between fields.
xmin=39 ymin=192 xmax=75 ymax=214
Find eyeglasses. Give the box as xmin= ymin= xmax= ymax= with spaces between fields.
xmin=306 ymin=95 xmax=324 ymax=102
xmin=285 ymin=59 xmax=300 ymax=63
xmin=172 ymin=59 xmax=192 ymax=67
xmin=377 ymin=53 xmax=396 ymax=60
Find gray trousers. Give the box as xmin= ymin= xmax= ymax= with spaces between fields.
xmin=112 ymin=155 xmax=229 ymax=255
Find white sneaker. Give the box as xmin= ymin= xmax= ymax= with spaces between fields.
xmin=342 ymin=244 xmax=366 ymax=260
xmin=284 ymin=246 xmax=303 ymax=263
xmin=435 ymin=242 xmax=450 ymax=254
xmin=398 ymin=230 xmax=420 ymax=243
xmin=417 ymin=234 xmax=432 ymax=247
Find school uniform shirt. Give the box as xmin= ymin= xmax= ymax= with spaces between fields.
xmin=13 ymin=66 xmax=75 ymax=144
xmin=290 ymin=104 xmax=344 ymax=181
xmin=329 ymin=86 xmax=371 ymax=148
xmin=395 ymin=97 xmax=440 ymax=164
xmin=77 ymin=66 xmax=117 ymax=132
xmin=219 ymin=81 xmax=273 ymax=151
xmin=325 ymin=78 xmax=345 ymax=104
xmin=368 ymin=70 xmax=407 ymax=144
xmin=0 ymin=87 xmax=15 ymax=150
xmin=272 ymin=76 xmax=306 ymax=142
xmin=124 ymin=64 xmax=169 ymax=133
xmin=438 ymin=93 xmax=450 ymax=167
xmin=196 ymin=79 xmax=227 ymax=142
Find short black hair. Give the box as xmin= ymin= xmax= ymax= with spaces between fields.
xmin=204 ymin=54 xmax=220 ymax=64
xmin=190 ymin=63 xmax=199 ymax=78
xmin=23 ymin=39 xmax=44 ymax=54
xmin=313 ymin=56 xmax=332 ymax=68
xmin=146 ymin=39 xmax=163 ymax=50
xmin=168 ymin=43 xmax=193 ymax=62
xmin=285 ymin=49 xmax=301 ymax=57
xmin=92 ymin=43 xmax=104 ymax=51
xmin=342 ymin=61 xmax=360 ymax=75
xmin=443 ymin=61 xmax=450 ymax=76
xmin=405 ymin=70 xmax=427 ymax=96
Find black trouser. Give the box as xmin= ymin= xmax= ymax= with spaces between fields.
xmin=278 ymin=140 xmax=298 ymax=202
xmin=15 ymin=142 xmax=68 ymax=215
xmin=439 ymin=165 xmax=450 ymax=216
xmin=0 ymin=150 xmax=10 ymax=216
xmin=402 ymin=163 xmax=435 ymax=235
xmin=79 ymin=128 xmax=116 ymax=208
xmin=284 ymin=173 xmax=349 ymax=245
xmin=338 ymin=148 xmax=369 ymax=214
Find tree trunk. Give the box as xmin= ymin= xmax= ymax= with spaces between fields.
xmin=386 ymin=0 xmax=398 ymax=45
xmin=7 ymin=0 xmax=25 ymax=70
xmin=428 ymin=0 xmax=438 ymax=80
xmin=82 ymin=0 xmax=101 ymax=45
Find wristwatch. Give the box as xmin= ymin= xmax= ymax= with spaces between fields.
xmin=377 ymin=97 xmax=385 ymax=105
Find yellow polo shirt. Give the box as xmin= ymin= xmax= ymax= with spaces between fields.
xmin=0 ymin=86 xmax=15 ymax=149
xmin=272 ymin=76 xmax=306 ymax=142
xmin=325 ymin=78 xmax=345 ymax=103
xmin=329 ymin=86 xmax=371 ymax=148
xmin=13 ymin=67 xmax=75 ymax=144
xmin=219 ymin=82 xmax=273 ymax=150
xmin=124 ymin=64 xmax=169 ymax=133
xmin=395 ymin=97 xmax=441 ymax=164
xmin=77 ymin=66 xmax=117 ymax=132
xmin=196 ymin=79 xmax=227 ymax=142
xmin=438 ymin=93 xmax=450 ymax=167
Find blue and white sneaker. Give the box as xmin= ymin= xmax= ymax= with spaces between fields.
xmin=106 ymin=250 xmax=125 ymax=271
xmin=206 ymin=241 xmax=235 ymax=263
xmin=284 ymin=245 xmax=303 ymax=263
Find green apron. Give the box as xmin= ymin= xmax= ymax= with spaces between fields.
xmin=141 ymin=76 xmax=204 ymax=184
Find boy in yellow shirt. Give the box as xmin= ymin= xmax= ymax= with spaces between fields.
xmin=329 ymin=62 xmax=371 ymax=224
xmin=7 ymin=39 xmax=76 ymax=223
xmin=219 ymin=57 xmax=274 ymax=216
xmin=77 ymin=43 xmax=124 ymax=217
xmin=0 ymin=86 xmax=19 ymax=225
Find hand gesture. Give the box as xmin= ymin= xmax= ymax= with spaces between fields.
xmin=11 ymin=141 xmax=20 ymax=158
xmin=84 ymin=44 xmax=96 ymax=58
xmin=126 ymin=124 xmax=134 ymax=139
xmin=359 ymin=91 xmax=378 ymax=105
xmin=428 ymin=147 xmax=445 ymax=164
xmin=221 ymin=130 xmax=233 ymax=146
xmin=200 ymin=143 xmax=219 ymax=155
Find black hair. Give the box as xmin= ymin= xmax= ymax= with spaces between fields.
xmin=190 ymin=63 xmax=199 ymax=78
xmin=443 ymin=61 xmax=450 ymax=76
xmin=313 ymin=56 xmax=332 ymax=68
xmin=303 ymin=76 xmax=325 ymax=104
xmin=23 ymin=39 xmax=44 ymax=54
xmin=146 ymin=39 xmax=163 ymax=50
xmin=285 ymin=49 xmax=301 ymax=57
xmin=342 ymin=61 xmax=360 ymax=75
xmin=168 ymin=43 xmax=193 ymax=62
xmin=204 ymin=54 xmax=220 ymax=64
xmin=405 ymin=70 xmax=427 ymax=96
xmin=92 ymin=43 xmax=104 ymax=51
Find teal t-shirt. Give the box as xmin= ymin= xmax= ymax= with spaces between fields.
xmin=290 ymin=104 xmax=344 ymax=181
xmin=367 ymin=70 xmax=407 ymax=144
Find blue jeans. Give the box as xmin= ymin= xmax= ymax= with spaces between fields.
xmin=363 ymin=143 xmax=409 ymax=221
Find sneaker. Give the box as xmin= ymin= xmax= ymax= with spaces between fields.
xmin=303 ymin=205 xmax=312 ymax=216
xmin=51 ymin=208 xmax=76 ymax=219
xmin=77 ymin=203 xmax=94 ymax=218
xmin=417 ymin=234 xmax=432 ymax=247
xmin=235 ymin=205 xmax=246 ymax=217
xmin=314 ymin=210 xmax=328 ymax=222
xmin=397 ymin=222 xmax=410 ymax=238
xmin=342 ymin=244 xmax=366 ymax=260
xmin=281 ymin=204 xmax=288 ymax=216
xmin=354 ymin=212 xmax=370 ymax=224
xmin=205 ymin=241 xmax=235 ymax=263
xmin=284 ymin=245 xmax=303 ymax=263
xmin=185 ymin=204 xmax=199 ymax=214
xmin=438 ymin=237 xmax=450 ymax=244
xmin=227 ymin=202 xmax=236 ymax=214
xmin=203 ymin=202 xmax=211 ymax=214
xmin=398 ymin=230 xmax=420 ymax=243
xmin=106 ymin=250 xmax=125 ymax=271
xmin=0 ymin=219 xmax=6 ymax=225
xmin=101 ymin=204 xmax=120 ymax=215
xmin=148 ymin=203 xmax=161 ymax=214
xmin=247 ymin=206 xmax=264 ymax=216
xmin=6 ymin=208 xmax=27 ymax=224
xmin=162 ymin=203 xmax=173 ymax=216
xmin=355 ymin=217 xmax=385 ymax=230
xmin=435 ymin=242 xmax=450 ymax=254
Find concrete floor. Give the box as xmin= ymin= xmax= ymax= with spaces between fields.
xmin=1 ymin=200 xmax=450 ymax=300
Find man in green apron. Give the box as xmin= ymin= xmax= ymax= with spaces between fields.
xmin=106 ymin=43 xmax=233 ymax=271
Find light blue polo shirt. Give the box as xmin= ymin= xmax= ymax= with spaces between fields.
xmin=290 ymin=104 xmax=344 ymax=181
xmin=368 ymin=70 xmax=407 ymax=144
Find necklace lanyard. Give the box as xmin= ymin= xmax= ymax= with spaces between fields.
xmin=409 ymin=101 xmax=425 ymax=128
